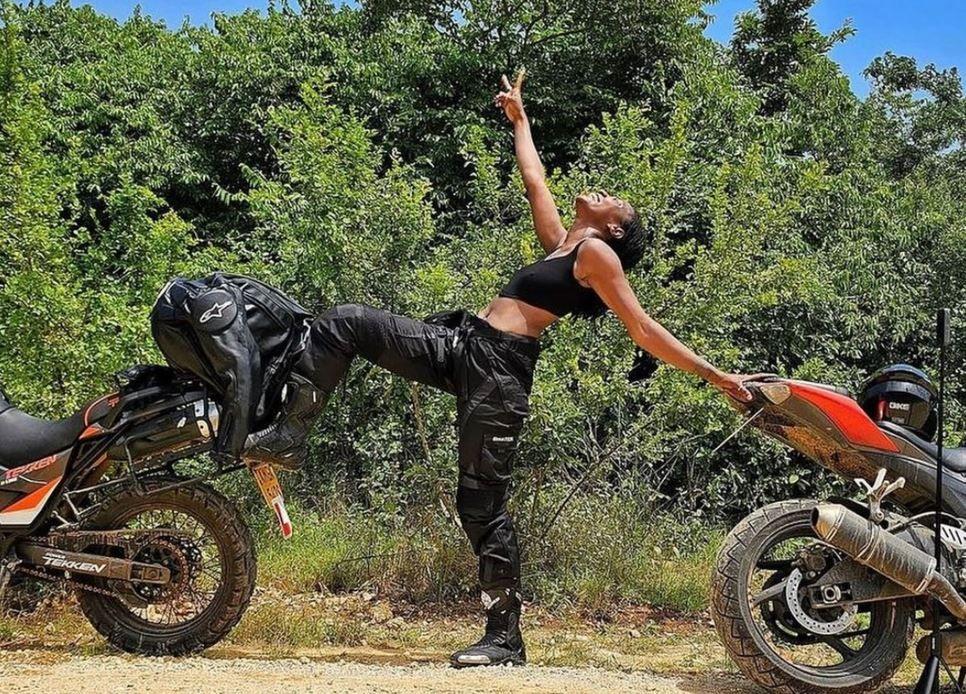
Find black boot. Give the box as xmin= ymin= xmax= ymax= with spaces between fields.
xmin=450 ymin=588 xmax=526 ymax=668
xmin=243 ymin=374 xmax=326 ymax=469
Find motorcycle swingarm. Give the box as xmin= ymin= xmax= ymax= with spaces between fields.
xmin=808 ymin=557 xmax=914 ymax=607
xmin=15 ymin=541 xmax=171 ymax=585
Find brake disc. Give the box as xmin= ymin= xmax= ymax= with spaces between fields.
xmin=784 ymin=568 xmax=857 ymax=636
xmin=130 ymin=537 xmax=191 ymax=603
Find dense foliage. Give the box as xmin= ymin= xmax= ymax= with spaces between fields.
xmin=2 ymin=0 xmax=964 ymax=528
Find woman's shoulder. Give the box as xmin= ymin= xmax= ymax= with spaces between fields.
xmin=575 ymin=237 xmax=620 ymax=264
xmin=573 ymin=237 xmax=622 ymax=282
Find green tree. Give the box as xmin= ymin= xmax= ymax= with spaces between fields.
xmin=731 ymin=0 xmax=853 ymax=116
xmin=0 ymin=0 xmax=963 ymax=523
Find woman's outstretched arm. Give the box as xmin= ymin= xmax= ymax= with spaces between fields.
xmin=495 ymin=73 xmax=566 ymax=253
xmin=577 ymin=239 xmax=753 ymax=401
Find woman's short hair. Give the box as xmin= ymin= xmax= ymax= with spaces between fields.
xmin=609 ymin=210 xmax=646 ymax=272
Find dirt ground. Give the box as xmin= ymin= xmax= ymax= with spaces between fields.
xmin=0 ymin=592 xmax=932 ymax=693
xmin=0 ymin=643 xmax=932 ymax=694
xmin=0 ymin=652 xmax=755 ymax=694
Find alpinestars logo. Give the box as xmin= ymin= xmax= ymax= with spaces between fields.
xmin=199 ymin=301 xmax=233 ymax=324
xmin=42 ymin=552 xmax=106 ymax=574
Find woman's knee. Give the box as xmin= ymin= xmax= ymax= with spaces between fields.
xmin=314 ymin=303 xmax=377 ymax=345
xmin=317 ymin=303 xmax=371 ymax=325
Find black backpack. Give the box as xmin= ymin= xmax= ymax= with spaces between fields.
xmin=150 ymin=273 xmax=313 ymax=455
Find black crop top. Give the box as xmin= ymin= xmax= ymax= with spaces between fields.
xmin=498 ymin=240 xmax=601 ymax=317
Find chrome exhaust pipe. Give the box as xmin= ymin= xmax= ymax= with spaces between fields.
xmin=812 ymin=503 xmax=966 ymax=623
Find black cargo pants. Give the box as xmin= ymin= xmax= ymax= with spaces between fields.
xmin=295 ymin=304 xmax=539 ymax=589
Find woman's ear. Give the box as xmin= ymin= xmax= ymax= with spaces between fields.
xmin=607 ymin=222 xmax=626 ymax=239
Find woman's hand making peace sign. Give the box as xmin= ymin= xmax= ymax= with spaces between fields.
xmin=494 ymin=69 xmax=527 ymax=125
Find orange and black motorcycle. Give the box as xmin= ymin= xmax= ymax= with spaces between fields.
xmin=0 ymin=365 xmax=291 ymax=655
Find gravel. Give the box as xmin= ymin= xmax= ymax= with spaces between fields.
xmin=0 ymin=653 xmax=752 ymax=693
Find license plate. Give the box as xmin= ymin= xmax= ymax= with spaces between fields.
xmin=249 ymin=463 xmax=293 ymax=539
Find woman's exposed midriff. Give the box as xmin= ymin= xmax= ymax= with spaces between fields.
xmin=477 ymin=296 xmax=559 ymax=338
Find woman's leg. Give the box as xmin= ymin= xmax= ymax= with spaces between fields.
xmin=247 ymin=304 xmax=457 ymax=466
xmin=295 ymin=304 xmax=534 ymax=667
xmin=450 ymin=343 xmax=533 ymax=667
xmin=294 ymin=303 xmax=457 ymax=394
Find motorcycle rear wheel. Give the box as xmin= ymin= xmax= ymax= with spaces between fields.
xmin=76 ymin=479 xmax=256 ymax=655
xmin=711 ymin=499 xmax=913 ymax=694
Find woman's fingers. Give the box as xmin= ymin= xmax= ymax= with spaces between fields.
xmin=495 ymin=74 xmax=523 ymax=120
xmin=514 ymin=67 xmax=526 ymax=92
xmin=722 ymin=383 xmax=752 ymax=403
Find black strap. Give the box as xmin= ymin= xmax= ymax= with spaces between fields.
xmin=0 ymin=385 xmax=11 ymax=416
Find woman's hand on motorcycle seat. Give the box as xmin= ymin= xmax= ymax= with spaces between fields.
xmin=711 ymin=372 xmax=783 ymax=402
xmin=710 ymin=372 xmax=756 ymax=403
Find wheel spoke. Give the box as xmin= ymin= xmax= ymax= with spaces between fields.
xmin=751 ymin=580 xmax=788 ymax=607
xmin=756 ymin=559 xmax=794 ymax=571
xmin=819 ymin=634 xmax=859 ymax=660
xmin=112 ymin=505 xmax=222 ymax=627
xmin=836 ymin=627 xmax=870 ymax=638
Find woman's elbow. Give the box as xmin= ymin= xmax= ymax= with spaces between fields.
xmin=627 ymin=320 xmax=652 ymax=348
xmin=521 ymin=168 xmax=545 ymax=188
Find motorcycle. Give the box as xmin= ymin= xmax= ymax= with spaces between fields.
xmin=711 ymin=376 xmax=966 ymax=693
xmin=0 ymin=364 xmax=292 ymax=655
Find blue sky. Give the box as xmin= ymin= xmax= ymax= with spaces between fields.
xmin=71 ymin=0 xmax=964 ymax=98
xmin=704 ymin=0 xmax=965 ymax=96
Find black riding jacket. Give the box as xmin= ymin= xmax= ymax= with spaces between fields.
xmin=150 ymin=273 xmax=312 ymax=458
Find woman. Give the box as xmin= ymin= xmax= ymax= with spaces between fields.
xmin=271 ymin=74 xmax=752 ymax=668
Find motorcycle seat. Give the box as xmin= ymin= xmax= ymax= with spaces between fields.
xmin=0 ymin=391 xmax=116 ymax=469
xmin=880 ymin=421 xmax=966 ymax=473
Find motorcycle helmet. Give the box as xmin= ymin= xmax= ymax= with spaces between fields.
xmin=858 ymin=364 xmax=938 ymax=441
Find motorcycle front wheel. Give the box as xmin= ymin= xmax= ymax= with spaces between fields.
xmin=711 ymin=499 xmax=913 ymax=694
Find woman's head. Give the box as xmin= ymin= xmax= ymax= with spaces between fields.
xmin=574 ymin=191 xmax=647 ymax=271
xmin=568 ymin=191 xmax=648 ymax=319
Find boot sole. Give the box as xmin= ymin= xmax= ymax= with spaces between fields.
xmin=449 ymin=653 xmax=526 ymax=669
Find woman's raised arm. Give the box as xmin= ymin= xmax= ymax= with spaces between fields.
xmin=495 ymin=72 xmax=566 ymax=253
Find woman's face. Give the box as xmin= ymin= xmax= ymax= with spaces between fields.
xmin=574 ymin=191 xmax=632 ymax=238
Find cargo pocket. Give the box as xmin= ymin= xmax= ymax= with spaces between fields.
xmin=480 ymin=542 xmax=518 ymax=587
xmin=479 ymin=428 xmax=520 ymax=485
